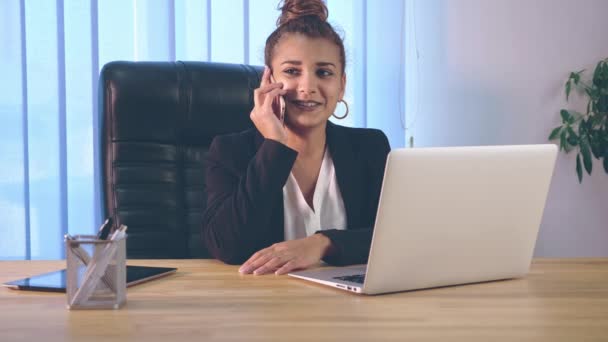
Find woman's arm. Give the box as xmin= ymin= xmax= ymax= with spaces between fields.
xmin=315 ymin=228 xmax=373 ymax=265
xmin=317 ymin=130 xmax=391 ymax=266
xmin=201 ymin=135 xmax=297 ymax=264
xmin=203 ymin=66 xmax=292 ymax=264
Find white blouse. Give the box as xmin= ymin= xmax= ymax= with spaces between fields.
xmin=283 ymin=148 xmax=347 ymax=240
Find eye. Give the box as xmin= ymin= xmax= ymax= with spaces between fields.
xmin=283 ymin=68 xmax=300 ymax=76
xmin=317 ymin=69 xmax=334 ymax=77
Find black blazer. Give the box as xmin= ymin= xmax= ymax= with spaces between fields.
xmin=201 ymin=121 xmax=390 ymax=265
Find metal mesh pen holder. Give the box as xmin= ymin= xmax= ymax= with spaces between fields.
xmin=65 ymin=234 xmax=127 ymax=309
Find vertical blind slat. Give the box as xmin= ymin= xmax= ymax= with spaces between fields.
xmin=243 ymin=0 xmax=249 ymax=65
xmin=19 ymin=0 xmax=32 ymax=260
xmin=64 ymin=0 xmax=96 ymax=237
xmin=169 ymin=0 xmax=176 ymax=61
xmin=366 ymin=0 xmax=405 ymax=148
xmin=56 ymin=0 xmax=69 ymax=257
xmin=98 ymin=0 xmax=135 ymax=68
xmin=175 ymin=0 xmax=209 ymax=61
xmin=247 ymin=0 xmax=276 ymax=66
xmin=210 ymin=0 xmax=244 ymax=64
xmin=91 ymin=0 xmax=102 ymax=229
xmin=21 ymin=0 xmax=32 ymax=260
xmin=24 ymin=0 xmax=62 ymax=260
xmin=206 ymin=0 xmax=212 ymax=61
xmin=358 ymin=0 xmax=368 ymax=128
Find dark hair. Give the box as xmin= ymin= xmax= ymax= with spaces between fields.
xmin=264 ymin=0 xmax=346 ymax=74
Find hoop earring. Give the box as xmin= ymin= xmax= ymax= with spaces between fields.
xmin=332 ymin=99 xmax=349 ymax=120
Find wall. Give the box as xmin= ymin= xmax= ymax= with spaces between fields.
xmin=407 ymin=0 xmax=608 ymax=256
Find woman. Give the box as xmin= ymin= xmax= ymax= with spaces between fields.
xmin=201 ymin=0 xmax=390 ymax=275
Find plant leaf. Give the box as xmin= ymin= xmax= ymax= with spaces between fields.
xmin=591 ymin=99 xmax=597 ymax=113
xmin=604 ymin=149 xmax=608 ymax=174
xmin=560 ymin=129 xmax=568 ymax=152
xmin=567 ymin=135 xmax=579 ymax=146
xmin=565 ymin=80 xmax=572 ymax=100
xmin=593 ymin=62 xmax=602 ymax=87
xmin=580 ymin=137 xmax=593 ymax=174
xmin=567 ymin=126 xmax=579 ymax=146
xmin=599 ymin=94 xmax=608 ymax=112
xmin=587 ymin=87 xmax=600 ymax=100
xmin=591 ymin=140 xmax=601 ymax=158
xmin=548 ymin=126 xmax=562 ymax=140
xmin=560 ymin=109 xmax=571 ymax=123
xmin=593 ymin=61 xmax=608 ymax=88
xmin=600 ymin=137 xmax=608 ymax=160
xmin=569 ymin=111 xmax=584 ymax=122
xmin=576 ymin=153 xmax=583 ymax=183
xmin=578 ymin=119 xmax=587 ymax=135
xmin=589 ymin=112 xmax=600 ymax=128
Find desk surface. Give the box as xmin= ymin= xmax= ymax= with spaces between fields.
xmin=1 ymin=259 xmax=607 ymax=341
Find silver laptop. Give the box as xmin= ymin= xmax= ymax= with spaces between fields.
xmin=289 ymin=144 xmax=558 ymax=295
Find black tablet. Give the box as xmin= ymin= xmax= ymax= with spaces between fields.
xmin=2 ymin=265 xmax=177 ymax=292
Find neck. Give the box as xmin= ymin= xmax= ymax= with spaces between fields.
xmin=286 ymin=122 xmax=327 ymax=158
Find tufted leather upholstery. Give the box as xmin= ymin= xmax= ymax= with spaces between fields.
xmin=101 ymin=61 xmax=261 ymax=258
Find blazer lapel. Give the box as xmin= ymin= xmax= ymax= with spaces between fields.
xmin=252 ymin=128 xmax=285 ymax=243
xmin=326 ymin=122 xmax=364 ymax=227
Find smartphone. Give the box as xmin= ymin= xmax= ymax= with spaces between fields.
xmin=270 ymin=73 xmax=286 ymax=125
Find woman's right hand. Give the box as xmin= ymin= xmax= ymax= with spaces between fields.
xmin=250 ymin=66 xmax=288 ymax=144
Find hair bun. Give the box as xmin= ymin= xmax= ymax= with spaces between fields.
xmin=277 ymin=0 xmax=328 ymax=26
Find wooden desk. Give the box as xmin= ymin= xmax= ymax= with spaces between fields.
xmin=1 ymin=259 xmax=607 ymax=341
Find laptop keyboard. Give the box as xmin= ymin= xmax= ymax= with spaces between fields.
xmin=333 ymin=274 xmax=365 ymax=284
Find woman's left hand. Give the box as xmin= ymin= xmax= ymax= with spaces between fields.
xmin=239 ymin=234 xmax=333 ymax=275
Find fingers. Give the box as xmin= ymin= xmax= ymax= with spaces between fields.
xmin=239 ymin=244 xmax=294 ymax=275
xmin=239 ymin=238 xmax=323 ymax=276
xmin=275 ymin=260 xmax=301 ymax=275
xmin=241 ymin=251 xmax=301 ymax=275
xmin=254 ymin=66 xmax=285 ymax=111
xmin=240 ymin=254 xmax=283 ymax=275
xmin=252 ymin=256 xmax=288 ymax=275
xmin=239 ymin=250 xmax=272 ymax=274
xmin=259 ymin=65 xmax=270 ymax=88
xmin=263 ymin=88 xmax=287 ymax=110
xmin=253 ymin=82 xmax=284 ymax=108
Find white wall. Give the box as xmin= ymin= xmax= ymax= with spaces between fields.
xmin=407 ymin=0 xmax=608 ymax=256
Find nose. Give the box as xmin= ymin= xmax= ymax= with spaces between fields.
xmin=297 ymin=72 xmax=318 ymax=95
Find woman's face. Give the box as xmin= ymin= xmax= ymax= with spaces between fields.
xmin=270 ymin=33 xmax=346 ymax=130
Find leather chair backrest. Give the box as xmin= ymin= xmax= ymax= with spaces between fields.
xmin=101 ymin=61 xmax=261 ymax=258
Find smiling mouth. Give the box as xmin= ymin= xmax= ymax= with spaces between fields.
xmin=291 ymin=100 xmax=322 ymax=111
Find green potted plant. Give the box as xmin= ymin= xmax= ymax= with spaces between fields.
xmin=549 ymin=57 xmax=608 ymax=182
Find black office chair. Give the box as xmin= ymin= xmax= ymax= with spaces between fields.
xmin=100 ymin=61 xmax=262 ymax=258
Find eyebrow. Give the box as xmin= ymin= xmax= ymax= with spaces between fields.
xmin=280 ymin=60 xmax=336 ymax=68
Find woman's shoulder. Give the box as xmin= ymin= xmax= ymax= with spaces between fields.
xmin=207 ymin=127 xmax=296 ymax=171
xmin=210 ymin=127 xmax=258 ymax=147
xmin=209 ymin=127 xmax=266 ymax=157
xmin=207 ymin=127 xmax=260 ymax=166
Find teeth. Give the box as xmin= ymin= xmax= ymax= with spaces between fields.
xmin=295 ymin=101 xmax=318 ymax=107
